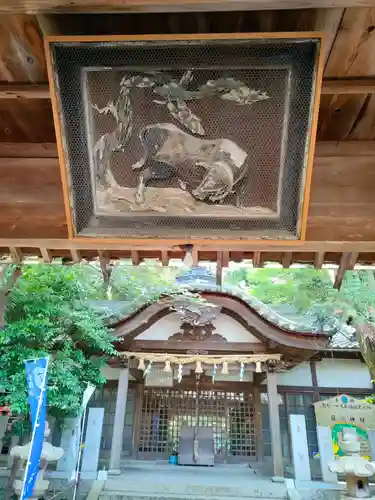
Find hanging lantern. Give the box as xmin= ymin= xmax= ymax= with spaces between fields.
xmin=255 ymin=361 xmax=262 ymax=373
xmin=221 ymin=361 xmax=229 ymax=375
xmin=138 ymin=358 xmax=146 ymax=371
xmin=163 ymin=360 xmax=172 ymax=373
xmin=195 ymin=360 xmax=203 ymax=374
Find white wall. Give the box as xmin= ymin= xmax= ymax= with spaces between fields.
xmin=135 ymin=312 xmax=261 ymax=343
xmin=277 ymin=362 xmax=313 ymax=387
xmin=316 ymin=358 xmax=372 ymax=389
xmin=100 ymin=365 xmax=136 ymax=381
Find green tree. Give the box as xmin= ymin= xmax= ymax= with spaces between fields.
xmin=226 ymin=266 xmax=375 ymax=376
xmin=0 ymin=264 xmax=116 ymax=418
xmin=226 ymin=267 xmax=335 ymax=310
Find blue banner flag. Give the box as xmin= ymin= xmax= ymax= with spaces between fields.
xmin=21 ymin=357 xmax=49 ymax=500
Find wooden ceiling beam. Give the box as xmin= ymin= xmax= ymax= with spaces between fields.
xmin=0 ymin=0 xmax=374 ymax=13
xmin=1 ymin=79 xmax=375 ymax=100
xmin=0 ymin=84 xmax=50 ymax=99
xmin=321 ymin=78 xmax=375 ymax=95
xmin=1 ymin=239 xmax=375 ymax=253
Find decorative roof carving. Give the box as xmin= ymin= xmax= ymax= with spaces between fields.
xmin=168 ymin=293 xmax=221 ymax=327
xmin=169 ymin=322 xmax=227 ymax=343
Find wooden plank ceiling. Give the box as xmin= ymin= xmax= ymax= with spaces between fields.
xmin=1 ymin=0 xmax=375 ymax=12
xmin=0 ymin=8 xmax=375 ymax=269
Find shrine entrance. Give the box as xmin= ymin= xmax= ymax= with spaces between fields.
xmin=137 ymin=386 xmax=256 ymax=463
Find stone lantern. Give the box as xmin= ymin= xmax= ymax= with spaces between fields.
xmin=10 ymin=422 xmax=64 ymax=500
xmin=329 ymin=427 xmax=375 ymax=499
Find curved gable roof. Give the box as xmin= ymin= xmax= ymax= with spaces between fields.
xmin=111 ymin=290 xmax=330 ymax=351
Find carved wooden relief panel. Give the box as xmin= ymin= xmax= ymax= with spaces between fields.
xmin=46 ymin=34 xmax=323 ymax=241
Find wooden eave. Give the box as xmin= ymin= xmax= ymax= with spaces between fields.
xmin=0 ymin=9 xmax=375 ymax=273
xmin=1 ymin=0 xmax=375 ymax=13
xmin=111 ymin=291 xmax=329 ymax=353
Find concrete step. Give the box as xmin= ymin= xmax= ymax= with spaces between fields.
xmin=100 ymin=494 xmax=287 ymax=500
xmin=100 ymin=479 xmax=287 ymax=500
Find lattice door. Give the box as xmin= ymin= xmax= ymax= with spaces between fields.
xmin=137 ymin=387 xmax=256 ymax=462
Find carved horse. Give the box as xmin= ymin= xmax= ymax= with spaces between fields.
xmin=132 ymin=123 xmax=248 ymax=205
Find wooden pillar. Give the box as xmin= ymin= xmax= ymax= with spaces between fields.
xmin=267 ymin=371 xmax=284 ymax=479
xmin=310 ymin=361 xmax=320 ymax=402
xmin=132 ymin=382 xmax=144 ymax=458
xmin=253 ymin=385 xmax=264 ymax=462
xmin=109 ymin=368 xmax=129 ymax=474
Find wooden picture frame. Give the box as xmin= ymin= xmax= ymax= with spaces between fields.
xmin=45 ymin=32 xmax=324 ymax=246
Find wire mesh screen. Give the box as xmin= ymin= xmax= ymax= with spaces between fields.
xmin=49 ymin=36 xmax=321 ymax=240
xmin=138 ymin=387 xmax=256 ymax=462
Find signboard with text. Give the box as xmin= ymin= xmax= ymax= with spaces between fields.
xmin=314 ymin=394 xmax=375 ymax=458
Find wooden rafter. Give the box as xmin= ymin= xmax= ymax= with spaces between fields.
xmin=333 ymin=252 xmax=359 ymax=290
xmin=192 ymin=249 xmax=199 ymax=267
xmin=0 ymin=1 xmax=374 ymax=13
xmin=98 ymin=250 xmax=111 ymax=284
xmin=321 ymin=79 xmax=375 ymax=95
xmin=40 ymin=247 xmax=52 ymax=263
xmin=160 ymin=250 xmax=169 ymax=266
xmin=252 ymin=251 xmax=262 ymax=268
xmin=70 ymin=248 xmax=81 ymax=262
xmin=0 ymin=84 xmax=50 ymax=99
xmin=9 ymin=247 xmax=23 ymax=264
xmin=216 ymin=251 xmax=223 ymax=287
xmin=0 ymin=243 xmax=371 ymax=269
xmin=131 ymin=250 xmax=141 ymax=266
xmin=1 ymin=240 xmax=375 ymax=253
xmin=282 ymin=253 xmax=293 ymax=268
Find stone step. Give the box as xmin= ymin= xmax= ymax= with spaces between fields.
xmin=100 ymin=494 xmax=287 ymax=500
xmin=100 ymin=481 xmax=287 ymax=500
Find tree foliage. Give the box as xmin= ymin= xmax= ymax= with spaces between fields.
xmin=0 ymin=265 xmax=116 ymax=417
xmin=226 ymin=266 xmax=375 ymax=374
xmin=4 ymin=260 xmax=375 ymax=418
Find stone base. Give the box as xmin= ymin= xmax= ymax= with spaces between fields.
xmin=343 ymin=497 xmax=375 ymax=500
xmin=108 ymin=469 xmax=122 ymax=475
xmin=272 ymin=476 xmax=285 ymax=483
xmin=13 ymin=478 xmax=49 ymax=499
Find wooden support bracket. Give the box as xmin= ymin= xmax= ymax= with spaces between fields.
xmin=282 ymin=253 xmax=293 ymax=268
xmin=252 ymin=251 xmax=261 ymax=268
xmin=40 ymin=248 xmax=52 ymax=263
